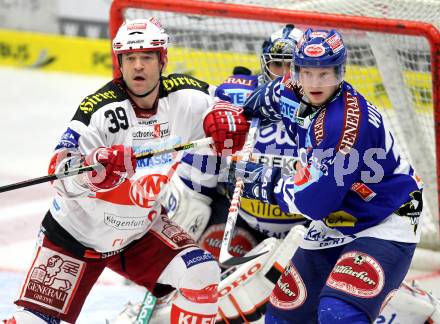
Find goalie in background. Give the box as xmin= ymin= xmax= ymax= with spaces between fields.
xmin=2 ymin=17 xmax=251 ymax=324
xmin=231 ymin=27 xmax=425 ymax=323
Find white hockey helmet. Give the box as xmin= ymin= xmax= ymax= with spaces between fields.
xmin=112 ymin=17 xmax=169 ymax=66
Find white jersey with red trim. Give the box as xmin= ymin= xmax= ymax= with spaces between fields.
xmin=47 ymin=74 xmax=215 ymax=253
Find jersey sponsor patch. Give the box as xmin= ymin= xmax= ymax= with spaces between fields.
xmin=313 ymin=109 xmax=326 ymax=146
xmin=181 ymin=249 xmax=215 ymax=269
xmin=136 ymin=153 xmax=174 ymax=169
xmin=198 ymin=224 xmax=257 ymax=261
xmin=223 ymin=88 xmax=253 ymax=106
xmin=103 ymin=212 xmax=148 ymax=230
xmin=395 ymin=190 xmax=423 ymax=234
xmin=326 ymin=251 xmax=385 ymax=298
xmin=254 ymin=122 xmax=297 ymax=152
xmin=240 ymin=198 xmax=304 ymax=221
xmin=132 ymin=122 xmax=170 ymax=140
xmin=351 ymin=182 xmax=376 ymax=202
xmin=323 ymin=211 xmax=358 ymax=228
xmin=269 ymin=261 xmax=307 ymax=310
xmin=55 ymin=127 xmax=80 ymax=150
xmin=161 ymin=74 xmax=210 ymax=95
xmin=134 ymin=137 xmax=180 ymax=168
xmin=151 ymin=215 xmax=196 ymax=249
xmin=79 ymin=90 xmax=118 ymax=115
xmin=280 ymin=96 xmax=300 ymax=120
xmin=72 ymin=81 xmax=124 ymax=126
xmin=337 ymin=92 xmax=361 ymax=155
xmin=255 ymin=154 xmax=297 ymax=172
xmin=17 ymin=246 xmax=85 ymax=314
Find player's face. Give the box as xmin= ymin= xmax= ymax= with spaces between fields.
xmin=298 ymin=67 xmax=339 ymax=106
xmin=120 ymin=51 xmax=162 ymax=96
xmin=267 ymin=60 xmax=291 ymax=80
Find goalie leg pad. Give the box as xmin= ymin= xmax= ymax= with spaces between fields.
xmin=157 ymin=247 xmax=221 ymax=323
xmin=318 ymin=297 xmax=369 ymax=324
xmin=216 ymin=226 xmax=305 ymax=323
xmin=379 ymin=280 xmax=440 ymax=324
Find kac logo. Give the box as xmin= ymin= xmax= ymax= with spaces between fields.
xmin=129 ymin=174 xmax=168 ymax=208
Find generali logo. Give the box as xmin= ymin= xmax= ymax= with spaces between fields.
xmin=21 ymin=252 xmax=84 ymax=313
xmin=129 ymin=174 xmax=168 ymax=208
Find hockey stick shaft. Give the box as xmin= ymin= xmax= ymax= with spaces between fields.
xmin=135 ymin=290 xmax=157 ymax=323
xmin=0 ymin=137 xmax=213 ymax=193
xmin=219 ymin=118 xmax=268 ymax=266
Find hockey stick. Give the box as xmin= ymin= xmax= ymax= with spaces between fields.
xmin=0 ymin=137 xmax=213 ymax=193
xmin=219 ymin=118 xmax=268 ymax=267
xmin=134 ymin=290 xmax=157 ymax=324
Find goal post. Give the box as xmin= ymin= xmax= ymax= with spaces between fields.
xmin=109 ymin=0 xmax=440 ymax=250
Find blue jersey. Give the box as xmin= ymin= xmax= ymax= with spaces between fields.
xmin=215 ymin=73 xmax=259 ymax=106
xmin=178 ymin=72 xmax=304 ymax=239
xmin=246 ymin=74 xmax=423 ymax=248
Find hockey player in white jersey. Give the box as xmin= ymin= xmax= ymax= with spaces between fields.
xmin=2 ymin=17 xmax=250 ymax=324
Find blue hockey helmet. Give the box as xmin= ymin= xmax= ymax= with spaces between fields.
xmin=292 ymin=28 xmax=347 ymax=86
xmin=261 ymin=24 xmax=303 ymax=82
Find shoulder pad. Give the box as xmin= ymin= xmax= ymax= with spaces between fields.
xmin=72 ymin=81 xmax=125 ymax=126
xmin=160 ymin=74 xmax=210 ymax=95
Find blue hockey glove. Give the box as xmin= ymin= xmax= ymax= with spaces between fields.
xmin=243 ymin=78 xmax=282 ymax=125
xmin=226 ymin=161 xmax=281 ymax=204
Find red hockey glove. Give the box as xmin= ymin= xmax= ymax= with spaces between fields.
xmin=84 ymin=145 xmax=136 ymax=192
xmin=203 ymin=101 xmax=250 ymax=156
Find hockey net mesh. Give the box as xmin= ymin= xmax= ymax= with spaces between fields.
xmin=114 ymin=0 xmax=440 ymax=251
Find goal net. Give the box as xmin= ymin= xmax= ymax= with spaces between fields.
xmin=109 ymin=0 xmax=440 ymax=252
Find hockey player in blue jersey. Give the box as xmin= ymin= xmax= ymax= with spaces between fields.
xmin=229 ymin=28 xmax=424 ymax=323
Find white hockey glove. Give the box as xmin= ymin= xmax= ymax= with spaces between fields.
xmin=163 ymin=175 xmax=212 ymax=241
